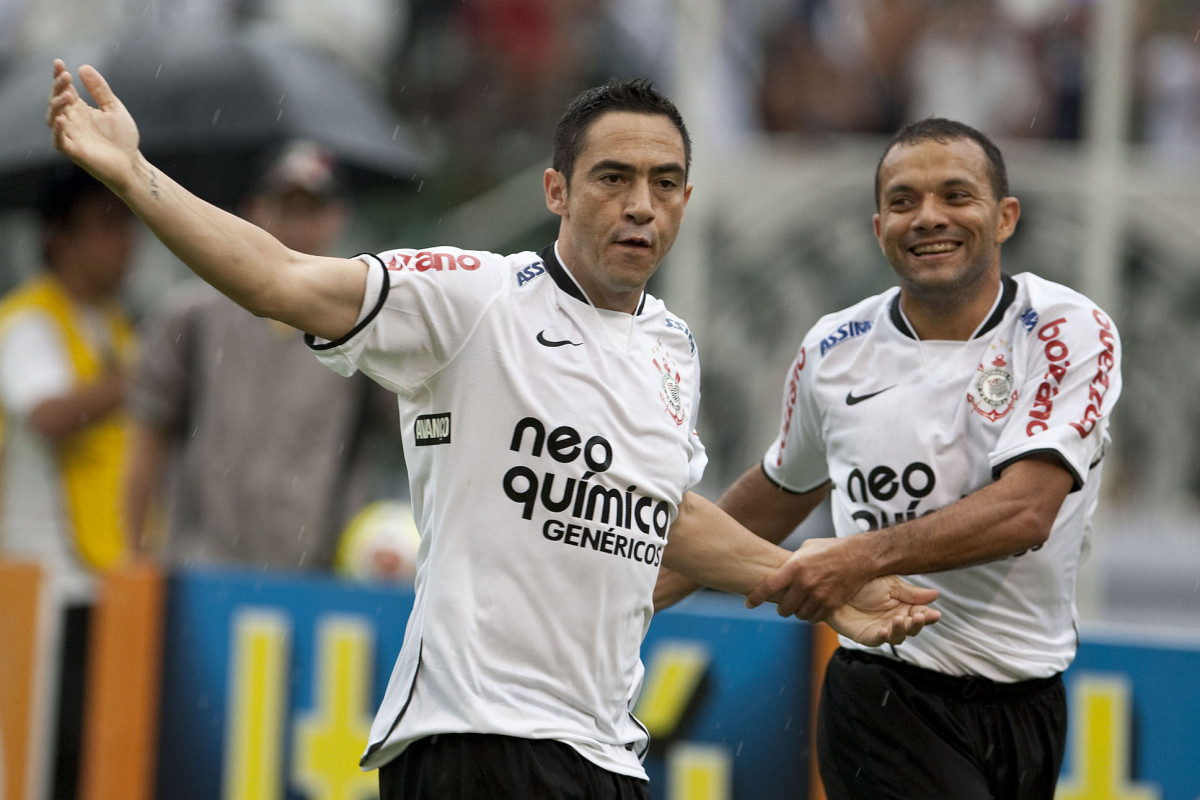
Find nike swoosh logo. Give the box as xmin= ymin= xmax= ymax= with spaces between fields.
xmin=845 ymin=386 xmax=896 ymax=405
xmin=537 ymin=330 xmax=583 ymax=348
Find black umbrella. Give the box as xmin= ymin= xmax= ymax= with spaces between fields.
xmin=0 ymin=21 xmax=423 ymax=209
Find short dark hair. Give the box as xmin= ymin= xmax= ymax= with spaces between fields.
xmin=39 ymin=167 xmax=129 ymax=267
xmin=40 ymin=167 xmax=116 ymax=227
xmin=874 ymin=118 xmax=1009 ymax=209
xmin=552 ymin=79 xmax=691 ymax=183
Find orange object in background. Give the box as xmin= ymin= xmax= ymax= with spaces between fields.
xmin=79 ymin=561 xmax=165 ymax=800
xmin=808 ymin=623 xmax=839 ymax=800
xmin=0 ymin=558 xmax=53 ymax=800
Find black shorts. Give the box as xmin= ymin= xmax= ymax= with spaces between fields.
xmin=817 ymin=648 xmax=1067 ymax=800
xmin=377 ymin=733 xmax=650 ymax=800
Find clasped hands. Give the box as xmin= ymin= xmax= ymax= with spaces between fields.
xmin=749 ymin=537 xmax=940 ymax=648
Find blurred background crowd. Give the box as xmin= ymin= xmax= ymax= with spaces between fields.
xmin=0 ymin=0 xmax=1198 ymax=618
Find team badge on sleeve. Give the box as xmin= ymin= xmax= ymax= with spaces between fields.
xmin=968 ymin=340 xmax=1017 ymax=422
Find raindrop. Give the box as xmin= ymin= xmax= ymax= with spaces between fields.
xmin=392 ymin=126 xmax=400 ymax=140
xmin=735 ymin=742 xmax=743 ymax=757
xmin=417 ymin=181 xmax=425 ymax=192
xmin=276 ymin=108 xmax=283 ymax=122
xmin=880 ymin=689 xmax=890 ymax=707
xmin=212 ymin=109 xmax=222 ymax=125
xmin=1194 ymin=28 xmax=1199 ymax=43
xmin=155 ymin=65 xmax=162 ymax=79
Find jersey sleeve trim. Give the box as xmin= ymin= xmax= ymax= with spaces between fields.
xmin=304 ymin=254 xmax=390 ymax=352
xmin=759 ymin=462 xmax=831 ymax=496
xmin=991 ymin=447 xmax=1085 ymax=492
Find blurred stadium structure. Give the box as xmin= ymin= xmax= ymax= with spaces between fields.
xmin=1 ymin=0 xmax=1198 ymax=631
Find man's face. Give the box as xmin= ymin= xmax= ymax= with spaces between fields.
xmin=545 ymin=111 xmax=692 ymax=313
xmin=54 ymin=192 xmax=134 ymax=297
xmin=873 ymin=138 xmax=1019 ymax=303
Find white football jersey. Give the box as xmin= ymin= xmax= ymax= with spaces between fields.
xmin=309 ymin=243 xmax=707 ymax=777
xmin=764 ymin=274 xmax=1121 ymax=681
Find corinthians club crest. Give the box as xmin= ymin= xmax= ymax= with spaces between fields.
xmin=968 ymin=341 xmax=1017 ymax=422
xmin=652 ymin=342 xmax=686 ymax=426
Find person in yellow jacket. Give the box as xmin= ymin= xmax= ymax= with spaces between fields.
xmin=0 ymin=167 xmax=136 ymax=800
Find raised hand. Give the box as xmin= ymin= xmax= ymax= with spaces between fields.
xmin=47 ymin=60 xmax=141 ymax=187
xmin=823 ymin=575 xmax=940 ymax=647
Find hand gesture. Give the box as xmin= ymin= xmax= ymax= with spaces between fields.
xmin=47 ymin=60 xmax=141 ymax=186
xmin=822 ymin=574 xmax=940 ymax=647
xmin=746 ymin=536 xmax=871 ymax=621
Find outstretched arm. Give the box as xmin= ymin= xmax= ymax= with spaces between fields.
xmin=663 ymin=491 xmax=939 ymax=648
xmin=46 ymin=60 xmax=366 ymax=340
xmin=654 ymin=465 xmax=828 ymax=610
xmin=746 ymin=454 xmax=1075 ymax=619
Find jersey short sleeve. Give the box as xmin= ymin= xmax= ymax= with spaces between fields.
xmin=309 ymin=247 xmax=516 ymax=395
xmin=990 ymin=287 xmax=1121 ymax=488
xmin=762 ymin=338 xmax=829 ymax=492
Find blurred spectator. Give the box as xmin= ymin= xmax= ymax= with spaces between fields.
xmin=249 ymin=0 xmax=409 ymax=83
xmin=385 ymin=0 xmax=609 ymax=202
xmin=1028 ymin=2 xmax=1090 ymax=139
xmin=759 ymin=0 xmax=926 ymax=135
xmin=904 ymin=0 xmax=1046 ymax=137
xmin=595 ymin=0 xmax=776 ymax=147
xmin=1138 ymin=3 xmax=1200 ymax=168
xmin=0 ymin=167 xmax=137 ymax=800
xmin=123 ymin=141 xmax=404 ymax=571
xmin=0 ymin=168 xmax=134 ymax=594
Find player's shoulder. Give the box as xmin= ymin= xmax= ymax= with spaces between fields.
xmin=367 ymin=247 xmax=550 ymax=306
xmin=373 ymin=246 xmax=538 ymax=279
xmin=800 ymin=288 xmax=895 ymax=357
xmin=1014 ymin=272 xmax=1105 ymax=314
xmin=643 ymin=293 xmax=699 ymax=359
xmin=1011 ymin=272 xmax=1118 ymax=336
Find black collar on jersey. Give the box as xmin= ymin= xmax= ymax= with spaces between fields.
xmin=889 ymin=274 xmax=1017 ymax=340
xmin=538 ymin=244 xmax=647 ymax=315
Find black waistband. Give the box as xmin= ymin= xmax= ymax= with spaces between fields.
xmin=837 ymin=648 xmax=1063 ymax=702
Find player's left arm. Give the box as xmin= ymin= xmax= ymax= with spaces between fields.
xmin=663 ymin=491 xmax=940 ymax=646
xmin=751 ymin=299 xmax=1120 ymax=620
xmin=748 ymin=455 xmax=1074 ymax=619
